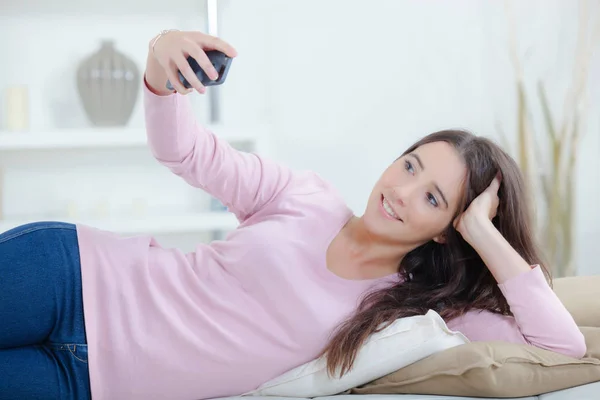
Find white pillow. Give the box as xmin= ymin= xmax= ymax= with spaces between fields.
xmin=243 ymin=310 xmax=469 ymax=398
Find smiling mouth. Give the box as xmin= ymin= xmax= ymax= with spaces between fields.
xmin=381 ymin=194 xmax=403 ymax=222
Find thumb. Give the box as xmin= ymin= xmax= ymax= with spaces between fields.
xmin=486 ymin=171 xmax=502 ymax=194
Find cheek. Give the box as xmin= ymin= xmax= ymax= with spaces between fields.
xmin=408 ymin=205 xmax=449 ymax=236
xmin=381 ymin=166 xmax=406 ymax=186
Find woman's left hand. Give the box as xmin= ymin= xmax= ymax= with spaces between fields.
xmin=454 ymin=173 xmax=501 ymax=244
xmin=453 ymin=172 xmax=533 ymax=283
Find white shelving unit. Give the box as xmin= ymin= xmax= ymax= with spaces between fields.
xmin=0 ymin=125 xmax=263 ymax=151
xmin=0 ymin=1 xmax=269 ymax=249
xmin=0 ymin=128 xmax=149 ymax=151
xmin=0 ymin=125 xmax=260 ymax=238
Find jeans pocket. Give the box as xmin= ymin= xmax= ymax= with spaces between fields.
xmin=47 ymin=343 xmax=89 ymax=364
xmin=68 ymin=344 xmax=89 ymax=364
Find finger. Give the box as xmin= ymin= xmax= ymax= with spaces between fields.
xmin=175 ymin=54 xmax=206 ymax=94
xmin=165 ymin=60 xmax=191 ymax=94
xmin=194 ymin=32 xmax=238 ymax=57
xmin=183 ymin=41 xmax=219 ymax=81
xmin=486 ymin=173 xmax=502 ymax=194
xmin=490 ymin=196 xmax=500 ymax=219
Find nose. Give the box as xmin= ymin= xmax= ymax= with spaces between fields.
xmin=392 ymin=182 xmax=417 ymax=207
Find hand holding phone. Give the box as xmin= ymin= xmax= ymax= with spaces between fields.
xmin=147 ymin=30 xmax=237 ymax=95
xmin=166 ymin=50 xmax=233 ymax=91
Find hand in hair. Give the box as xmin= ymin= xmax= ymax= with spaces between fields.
xmin=454 ymin=172 xmax=502 ymax=245
xmin=453 ymin=171 xmax=532 ymax=284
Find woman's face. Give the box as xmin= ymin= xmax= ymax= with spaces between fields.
xmin=364 ymin=141 xmax=467 ymax=246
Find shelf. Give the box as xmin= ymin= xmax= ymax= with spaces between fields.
xmin=0 ymin=128 xmax=148 ymax=151
xmin=0 ymin=212 xmax=239 ymax=235
xmin=0 ymin=125 xmax=262 ymax=151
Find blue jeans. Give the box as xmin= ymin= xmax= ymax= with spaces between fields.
xmin=0 ymin=222 xmax=91 ymax=400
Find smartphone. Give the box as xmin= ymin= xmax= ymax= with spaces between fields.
xmin=166 ymin=50 xmax=233 ymax=91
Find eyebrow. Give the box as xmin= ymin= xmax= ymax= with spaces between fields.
xmin=407 ymin=153 xmax=449 ymax=209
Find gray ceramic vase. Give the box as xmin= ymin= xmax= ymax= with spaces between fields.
xmin=76 ymin=40 xmax=140 ymax=126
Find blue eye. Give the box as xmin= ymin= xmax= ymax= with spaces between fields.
xmin=404 ymin=160 xmax=414 ymax=174
xmin=427 ymin=193 xmax=439 ymax=207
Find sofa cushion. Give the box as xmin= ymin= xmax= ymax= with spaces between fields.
xmin=553 ymin=275 xmax=600 ymax=327
xmin=350 ymin=326 xmax=600 ymax=398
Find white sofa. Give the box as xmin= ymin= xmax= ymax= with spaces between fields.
xmin=218 ymin=383 xmax=600 ymax=400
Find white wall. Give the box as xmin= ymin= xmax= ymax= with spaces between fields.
xmin=218 ymin=0 xmax=600 ymax=275
xmin=1 ymin=0 xmax=598 ymax=273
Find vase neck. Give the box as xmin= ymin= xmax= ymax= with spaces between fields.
xmin=99 ymin=40 xmax=115 ymax=51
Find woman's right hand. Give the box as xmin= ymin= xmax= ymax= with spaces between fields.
xmin=145 ymin=30 xmax=238 ymax=96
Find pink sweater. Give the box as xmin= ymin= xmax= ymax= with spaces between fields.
xmin=75 ymin=83 xmax=585 ymax=400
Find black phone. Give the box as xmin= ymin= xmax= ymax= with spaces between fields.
xmin=166 ymin=50 xmax=232 ymax=91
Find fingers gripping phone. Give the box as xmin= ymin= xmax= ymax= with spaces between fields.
xmin=166 ymin=50 xmax=232 ymax=91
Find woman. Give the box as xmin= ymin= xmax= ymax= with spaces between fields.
xmin=0 ymin=30 xmax=585 ymax=400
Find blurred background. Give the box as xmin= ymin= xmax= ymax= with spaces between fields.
xmin=0 ymin=0 xmax=598 ymax=276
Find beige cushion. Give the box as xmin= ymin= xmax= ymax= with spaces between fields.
xmin=351 ymin=327 xmax=600 ymax=397
xmin=348 ymin=274 xmax=600 ymax=397
xmin=553 ymin=275 xmax=600 ymax=327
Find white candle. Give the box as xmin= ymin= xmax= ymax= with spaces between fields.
xmin=4 ymin=86 xmax=29 ymax=132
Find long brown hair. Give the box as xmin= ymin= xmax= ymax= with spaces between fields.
xmin=321 ymin=129 xmax=550 ymax=377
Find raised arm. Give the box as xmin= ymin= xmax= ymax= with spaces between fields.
xmin=449 ymin=175 xmax=586 ymax=358
xmin=143 ymin=30 xmax=293 ymax=222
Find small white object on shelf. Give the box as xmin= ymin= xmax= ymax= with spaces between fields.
xmin=0 ymin=125 xmax=264 ymax=151
xmin=4 ymin=86 xmax=30 ymax=132
xmin=0 ymin=212 xmax=239 ymax=235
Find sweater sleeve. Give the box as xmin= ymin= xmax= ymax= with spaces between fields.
xmin=143 ymin=80 xmax=293 ymax=222
xmin=446 ymin=266 xmax=587 ymax=359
